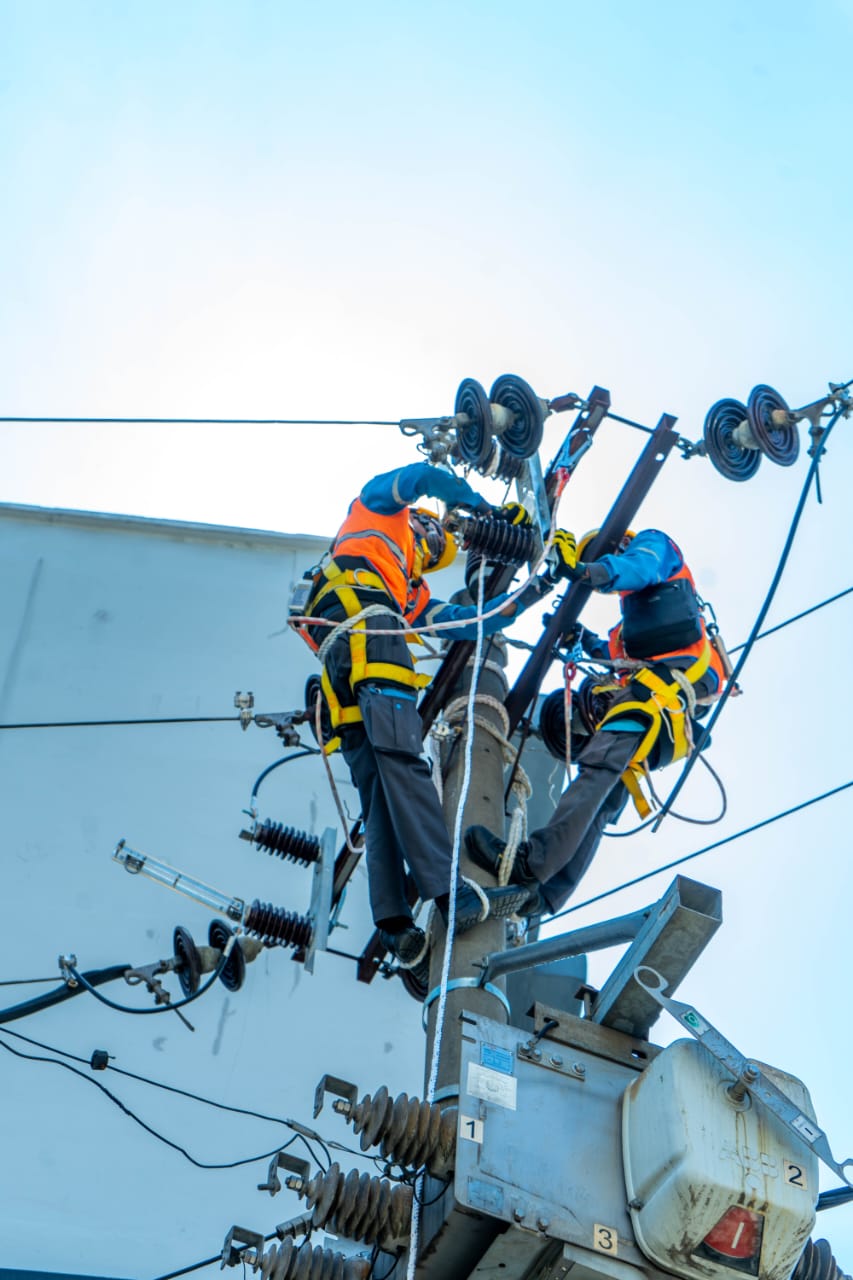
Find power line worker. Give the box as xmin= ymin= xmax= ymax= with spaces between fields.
xmin=294 ymin=462 xmax=548 ymax=971
xmin=465 ymin=528 xmax=727 ymax=915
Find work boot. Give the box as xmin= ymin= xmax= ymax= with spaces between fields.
xmin=436 ymin=880 xmax=542 ymax=935
xmin=378 ymin=923 xmax=429 ymax=968
xmin=464 ymin=825 xmax=538 ymax=889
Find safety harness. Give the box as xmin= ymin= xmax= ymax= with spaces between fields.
xmin=593 ymin=636 xmax=713 ymax=819
xmin=299 ymin=557 xmax=432 ymax=751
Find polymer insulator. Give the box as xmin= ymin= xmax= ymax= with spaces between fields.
xmin=458 ymin=516 xmax=537 ymax=566
xmin=295 ymin=1163 xmax=412 ymax=1250
xmin=243 ymin=900 xmax=313 ymax=950
xmin=250 ymin=1236 xmax=369 ymax=1280
xmin=791 ymin=1239 xmax=850 ymax=1280
xmin=345 ymin=1086 xmax=457 ymax=1179
xmin=252 ymin=820 xmax=321 ymax=867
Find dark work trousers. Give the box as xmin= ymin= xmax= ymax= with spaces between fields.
xmin=528 ymin=727 xmax=641 ymax=914
xmin=528 ymin=662 xmax=718 ymax=913
xmin=323 ymin=613 xmax=455 ymax=925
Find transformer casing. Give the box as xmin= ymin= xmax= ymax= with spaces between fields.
xmin=622 ymin=1038 xmax=818 ymax=1280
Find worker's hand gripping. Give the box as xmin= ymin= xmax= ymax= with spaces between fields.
xmin=547 ymin=529 xmax=580 ymax=581
xmin=494 ymin=501 xmax=532 ymax=526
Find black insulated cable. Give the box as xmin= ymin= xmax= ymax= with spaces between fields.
xmin=653 ymin=404 xmax=845 ymax=830
xmin=0 ymin=964 xmax=130 ymax=1025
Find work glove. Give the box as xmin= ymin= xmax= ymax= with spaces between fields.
xmin=493 ymin=501 xmax=532 ymax=526
xmin=546 ymin=529 xmax=580 ymax=580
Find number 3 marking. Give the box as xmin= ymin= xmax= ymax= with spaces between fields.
xmin=594 ymin=1225 xmax=618 ymax=1255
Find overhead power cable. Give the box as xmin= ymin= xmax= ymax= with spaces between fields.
xmin=653 ymin=404 xmax=844 ymax=828
xmin=151 ymin=1237 xmax=279 ymax=1280
xmin=3 ymin=586 xmax=848 ymax=735
xmin=547 ymin=779 xmax=852 ymax=924
xmin=1 ymin=415 xmax=398 ymax=425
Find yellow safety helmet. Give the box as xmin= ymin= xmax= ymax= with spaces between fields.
xmin=410 ymin=507 xmax=458 ymax=574
xmin=577 ymin=528 xmax=636 ymax=561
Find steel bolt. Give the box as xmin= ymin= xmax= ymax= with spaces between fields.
xmin=332 ymin=1099 xmax=353 ymax=1117
xmin=549 ymin=1054 xmax=563 ymax=1067
xmin=537 ymin=1217 xmax=550 ymax=1232
xmin=573 ymin=1062 xmax=586 ymax=1076
xmin=285 ymin=1175 xmax=305 ymax=1193
xmin=532 ymin=1048 xmax=542 ymax=1060
xmin=513 ymin=1207 xmax=525 ymax=1222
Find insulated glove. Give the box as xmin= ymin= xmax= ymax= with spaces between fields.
xmin=494 ymin=501 xmax=532 ymax=526
xmin=547 ymin=529 xmax=580 ymax=580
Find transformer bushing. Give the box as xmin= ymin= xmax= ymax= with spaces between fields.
xmin=336 ymin=1085 xmax=457 ymax=1179
xmin=289 ymin=1162 xmax=412 ymax=1250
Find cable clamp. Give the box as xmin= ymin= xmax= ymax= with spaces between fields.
xmin=421 ymin=977 xmax=511 ymax=1030
xmin=58 ymin=953 xmax=78 ymax=988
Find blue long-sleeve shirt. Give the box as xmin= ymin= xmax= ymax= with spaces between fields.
xmin=357 ymin=463 xmax=547 ymax=638
xmin=360 ymin=462 xmax=485 ymax=515
xmin=586 ymin=529 xmax=682 ymax=594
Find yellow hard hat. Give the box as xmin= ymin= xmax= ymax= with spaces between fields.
xmin=410 ymin=508 xmax=457 ymax=574
xmin=577 ymin=528 xmax=636 ymax=561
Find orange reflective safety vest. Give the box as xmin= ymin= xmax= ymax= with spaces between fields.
xmin=595 ymin=558 xmax=727 ymax=818
xmin=297 ymin=500 xmax=433 ymax=746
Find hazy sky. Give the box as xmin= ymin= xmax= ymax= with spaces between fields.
xmin=2 ymin=1 xmax=852 ymax=1274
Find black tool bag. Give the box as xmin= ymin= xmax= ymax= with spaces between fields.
xmin=620 ymin=576 xmax=702 ymax=658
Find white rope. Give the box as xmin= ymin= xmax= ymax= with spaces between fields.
xmin=290 ymin=499 xmax=564 ymax=643
xmin=406 ymin=567 xmax=487 ymax=1280
xmin=442 ymin=693 xmax=532 ymax=889
xmin=315 ymin=603 xmax=400 ymax=665
xmin=313 ymin=693 xmax=363 ymax=855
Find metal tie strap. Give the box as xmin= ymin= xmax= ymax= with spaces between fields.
xmin=421 ymin=976 xmax=511 ymax=1030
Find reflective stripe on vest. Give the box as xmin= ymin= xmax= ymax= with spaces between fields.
xmin=331 ymin=499 xmax=415 ymax=611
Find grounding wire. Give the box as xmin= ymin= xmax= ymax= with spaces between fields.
xmin=0 ymin=585 xmax=849 ymax=734
xmin=0 ymin=1024 xmax=380 ymax=1173
xmin=0 ymin=1033 xmax=302 ymax=1171
xmin=652 ymin=403 xmax=845 ymax=830
xmin=249 ymin=747 xmax=321 ymax=803
xmin=67 ymin=954 xmax=230 ymax=1017
xmin=546 ymin=778 xmax=853 ymax=924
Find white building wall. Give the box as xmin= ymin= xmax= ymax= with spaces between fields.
xmin=0 ymin=504 xmax=428 ymax=1278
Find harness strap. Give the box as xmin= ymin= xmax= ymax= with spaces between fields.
xmin=594 ymin=638 xmax=712 ymax=815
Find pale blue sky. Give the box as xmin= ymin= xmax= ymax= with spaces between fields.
xmin=1 ymin=1 xmax=852 ymax=1273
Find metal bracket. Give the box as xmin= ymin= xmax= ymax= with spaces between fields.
xmin=251 ymin=709 xmax=308 ymax=745
xmin=221 ymin=1225 xmax=265 ymax=1268
xmin=258 ymin=1150 xmax=310 ymax=1197
xmin=304 ymin=827 xmax=336 ymax=974
xmin=313 ymin=1073 xmax=359 ymax=1119
xmin=634 ymin=965 xmax=853 ymax=1188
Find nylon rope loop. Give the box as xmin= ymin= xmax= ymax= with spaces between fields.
xmin=314 ymin=691 xmax=362 ymax=856
xmin=406 ymin=566 xmax=487 ymax=1280
xmin=288 ymin=490 xmax=566 ymax=647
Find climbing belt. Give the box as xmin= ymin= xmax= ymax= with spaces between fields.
xmin=595 ymin=639 xmax=713 ymax=819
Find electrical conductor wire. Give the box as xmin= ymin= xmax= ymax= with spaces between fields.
xmin=652 ymin=403 xmax=845 ymax=829
xmin=547 ymin=778 xmax=852 ymax=923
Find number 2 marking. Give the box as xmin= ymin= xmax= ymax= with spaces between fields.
xmin=785 ymin=1162 xmax=807 ymax=1189
xmin=594 ymin=1225 xmax=618 ymax=1255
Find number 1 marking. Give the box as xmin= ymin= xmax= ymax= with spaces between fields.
xmin=460 ymin=1114 xmax=484 ymax=1144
